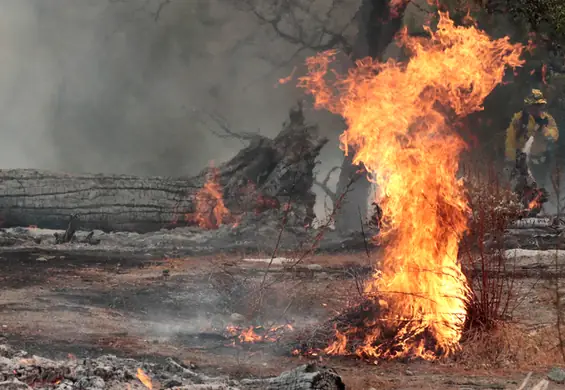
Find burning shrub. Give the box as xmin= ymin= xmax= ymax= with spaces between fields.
xmin=298 ymin=9 xmax=523 ymax=360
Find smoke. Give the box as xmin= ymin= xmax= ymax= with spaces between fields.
xmin=0 ymin=0 xmax=346 ymax=179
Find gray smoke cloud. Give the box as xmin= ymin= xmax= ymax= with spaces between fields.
xmin=0 ymin=0 xmax=360 ymax=219
xmin=0 ymin=0 xmax=346 ymax=173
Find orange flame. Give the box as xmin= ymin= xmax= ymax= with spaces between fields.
xmin=190 ymin=164 xmax=230 ymax=229
xmin=226 ymin=324 xmax=294 ymax=344
xmin=136 ymin=368 xmax=153 ymax=389
xmin=528 ymin=191 xmax=543 ymax=210
xmin=239 ymin=326 xmax=264 ymax=343
xmin=324 ymin=328 xmax=348 ymax=355
xmin=299 ymin=12 xmax=523 ymax=359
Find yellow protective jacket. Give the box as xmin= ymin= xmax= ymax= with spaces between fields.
xmin=505 ymin=111 xmax=559 ymax=161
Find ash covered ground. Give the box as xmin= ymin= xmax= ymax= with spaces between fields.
xmin=0 ymin=219 xmax=564 ymax=389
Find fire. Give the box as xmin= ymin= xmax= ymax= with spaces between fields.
xmin=226 ymin=324 xmax=294 ymax=344
xmin=528 ymin=196 xmax=540 ymax=210
xmin=189 ymin=164 xmax=230 ymax=229
xmin=527 ymin=190 xmax=543 ymax=210
xmin=239 ymin=326 xmax=265 ymax=343
xmin=299 ymin=12 xmax=523 ymax=359
xmin=324 ymin=327 xmax=347 ymax=355
xmin=136 ymin=368 xmax=153 ymax=389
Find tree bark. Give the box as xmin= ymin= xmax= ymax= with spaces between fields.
xmin=0 ymin=106 xmax=327 ymax=233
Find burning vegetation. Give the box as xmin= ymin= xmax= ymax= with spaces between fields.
xmin=188 ymin=165 xmax=231 ymax=230
xmin=5 ymin=1 xmax=565 ymax=389
xmin=225 ymin=324 xmax=294 ymax=344
xmin=297 ymin=12 xmax=524 ymax=360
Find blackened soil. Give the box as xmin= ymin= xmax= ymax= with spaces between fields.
xmin=0 ymin=249 xmax=162 ymax=289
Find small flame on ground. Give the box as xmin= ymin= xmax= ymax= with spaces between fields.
xmin=226 ymin=324 xmax=294 ymax=344
xmin=324 ymin=328 xmax=347 ymax=355
xmin=189 ymin=163 xmax=230 ymax=229
xmin=136 ymin=368 xmax=153 ymax=389
xmin=298 ymin=11 xmax=523 ymax=360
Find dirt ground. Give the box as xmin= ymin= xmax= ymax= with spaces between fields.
xmin=0 ymin=249 xmax=562 ymax=389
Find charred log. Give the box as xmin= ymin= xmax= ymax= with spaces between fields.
xmin=0 ymin=344 xmax=345 ymax=390
xmin=0 ymin=107 xmax=327 ymax=233
xmin=239 ymin=363 xmax=345 ymax=390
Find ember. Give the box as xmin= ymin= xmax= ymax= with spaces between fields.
xmin=528 ymin=191 xmax=542 ymax=210
xmin=299 ymin=12 xmax=524 ymax=359
xmin=136 ymin=367 xmax=153 ymax=389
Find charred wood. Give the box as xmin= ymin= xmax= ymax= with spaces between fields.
xmin=239 ymin=363 xmax=345 ymax=390
xmin=54 ymin=214 xmax=78 ymax=244
xmin=0 ymin=107 xmax=327 ymax=233
xmin=0 ymin=345 xmax=345 ymax=390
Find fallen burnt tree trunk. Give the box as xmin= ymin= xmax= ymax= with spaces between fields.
xmin=0 ymin=105 xmax=327 ymax=233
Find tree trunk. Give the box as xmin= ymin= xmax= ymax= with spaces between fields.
xmin=0 ymin=106 xmax=327 ymax=233
xmin=334 ymin=0 xmax=409 ymax=234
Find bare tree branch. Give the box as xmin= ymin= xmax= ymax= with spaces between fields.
xmin=234 ymin=0 xmax=356 ymax=56
xmin=314 ymin=166 xmax=340 ymax=204
xmin=153 ymin=0 xmax=172 ymax=21
xmin=196 ymin=110 xmax=261 ymax=144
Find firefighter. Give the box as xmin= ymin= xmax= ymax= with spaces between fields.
xmin=505 ymin=89 xmax=559 ymax=189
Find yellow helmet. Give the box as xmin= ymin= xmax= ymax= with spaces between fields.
xmin=524 ymin=89 xmax=547 ymax=105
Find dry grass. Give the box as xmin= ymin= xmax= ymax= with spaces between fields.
xmin=456 ymin=323 xmax=561 ymax=370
